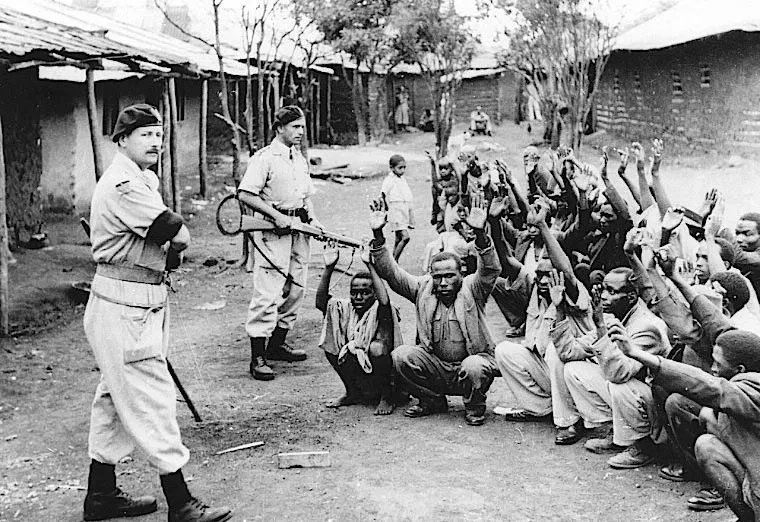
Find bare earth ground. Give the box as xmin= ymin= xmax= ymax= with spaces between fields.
xmin=1 ymin=121 xmax=754 ymax=522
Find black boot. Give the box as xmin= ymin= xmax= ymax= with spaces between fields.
xmin=83 ymin=460 xmax=157 ymax=521
xmin=162 ymin=470 xmax=232 ymax=522
xmin=249 ymin=337 xmax=274 ymax=381
xmin=266 ymin=326 xmax=307 ymax=362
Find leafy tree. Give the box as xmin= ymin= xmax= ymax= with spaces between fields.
xmin=310 ymin=0 xmax=396 ymax=145
xmin=392 ymin=0 xmax=478 ymax=157
xmin=498 ymin=0 xmax=618 ymax=150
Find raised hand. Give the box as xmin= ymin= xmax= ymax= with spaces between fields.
xmin=323 ymin=247 xmax=340 ymax=268
xmin=526 ymin=200 xmax=548 ymax=226
xmin=368 ymin=197 xmax=388 ymax=231
xmin=488 ymin=194 xmax=509 ymax=218
xmin=655 ymin=245 xmax=677 ymax=277
xmin=615 ymin=146 xmax=630 ymax=173
xmin=600 ymin=146 xmax=610 ymax=179
xmin=662 ymin=207 xmax=685 ymax=232
xmin=651 ymin=138 xmax=663 ymax=163
xmin=623 ymin=227 xmax=645 ymax=254
xmin=574 ymin=165 xmax=592 ymax=192
xmin=591 ymin=285 xmax=605 ymax=329
xmin=698 ymin=188 xmax=719 ymax=221
xmin=360 ymin=244 xmax=371 ymax=265
xmin=495 ymin=159 xmax=513 ymax=184
xmin=465 ymin=191 xmax=488 ymax=230
xmin=607 ymin=320 xmax=635 ymax=356
xmin=631 ymin=141 xmax=646 ymax=167
xmin=548 ymin=269 xmax=565 ymax=307
xmin=704 ymin=193 xmax=725 ymax=238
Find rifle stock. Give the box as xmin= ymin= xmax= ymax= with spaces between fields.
xmin=241 ymin=215 xmax=363 ymax=249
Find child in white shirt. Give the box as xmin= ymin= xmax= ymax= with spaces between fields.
xmin=381 ymin=154 xmax=414 ymax=261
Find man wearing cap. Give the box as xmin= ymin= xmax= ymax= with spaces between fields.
xmin=238 ymin=105 xmax=324 ymax=381
xmin=83 ymin=104 xmax=231 ymax=522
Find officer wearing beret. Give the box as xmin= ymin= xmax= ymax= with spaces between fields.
xmin=238 ymin=105 xmax=323 ymax=380
xmin=83 ymin=104 xmax=231 ymax=522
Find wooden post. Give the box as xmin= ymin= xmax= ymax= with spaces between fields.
xmin=168 ymin=78 xmax=180 ymax=214
xmin=0 ymin=90 xmax=9 ymax=336
xmin=199 ymin=78 xmax=208 ymax=198
xmin=326 ymin=75 xmax=332 ymax=137
xmin=233 ymin=79 xmax=240 ymax=131
xmin=161 ymin=82 xmax=173 ymax=208
xmin=86 ymin=68 xmax=104 ymax=181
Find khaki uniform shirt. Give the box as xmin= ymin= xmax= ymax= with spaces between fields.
xmin=90 ymin=152 xmax=168 ymax=272
xmin=238 ymin=138 xmax=313 ymax=210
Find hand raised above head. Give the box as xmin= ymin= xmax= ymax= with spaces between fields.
xmin=631 ymin=141 xmax=646 ymax=165
xmin=661 ymin=207 xmax=685 ymax=232
xmin=368 ymin=197 xmax=388 ymax=231
xmin=614 ymin=146 xmax=630 ymax=172
xmin=465 ymin=191 xmax=488 ymax=230
xmin=655 ymin=245 xmax=678 ymax=277
xmin=548 ymin=269 xmax=565 ymax=307
xmin=323 ymin=247 xmax=340 ymax=268
xmin=651 ymin=138 xmax=663 ymax=159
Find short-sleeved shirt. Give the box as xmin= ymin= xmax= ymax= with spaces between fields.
xmin=381 ymin=173 xmax=413 ymax=203
xmin=89 ymin=152 xmax=168 ymax=272
xmin=238 ymin=138 xmax=313 ymax=210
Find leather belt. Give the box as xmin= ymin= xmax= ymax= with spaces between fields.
xmin=96 ymin=263 xmax=165 ymax=285
xmin=273 ymin=206 xmax=305 ymax=217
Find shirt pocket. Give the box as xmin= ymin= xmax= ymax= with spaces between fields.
xmin=121 ymin=306 xmax=165 ymax=364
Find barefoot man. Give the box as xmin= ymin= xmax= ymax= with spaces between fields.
xmin=316 ymin=248 xmax=402 ymax=415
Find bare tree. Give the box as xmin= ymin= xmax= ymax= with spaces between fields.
xmin=499 ymin=0 xmax=618 ymax=150
xmin=155 ymin=0 xmax=243 ymax=182
xmin=393 ymin=0 xmax=478 ymax=157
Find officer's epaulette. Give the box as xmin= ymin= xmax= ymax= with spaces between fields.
xmin=115 ymin=180 xmax=132 ymax=194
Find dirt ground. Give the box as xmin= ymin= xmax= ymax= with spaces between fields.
xmin=0 ymin=120 xmax=752 ymax=521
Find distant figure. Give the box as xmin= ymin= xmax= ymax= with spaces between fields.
xmin=419 ymin=109 xmax=434 ymax=132
xmin=469 ymin=106 xmax=492 ymax=136
xmin=395 ymin=88 xmax=410 ymax=131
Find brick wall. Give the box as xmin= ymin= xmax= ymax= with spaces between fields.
xmin=452 ymin=72 xmax=518 ymax=125
xmin=595 ymin=31 xmax=760 ymax=154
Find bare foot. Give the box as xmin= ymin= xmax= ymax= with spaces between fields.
xmin=327 ymin=394 xmax=359 ymax=408
xmin=373 ymin=396 xmax=395 ymax=415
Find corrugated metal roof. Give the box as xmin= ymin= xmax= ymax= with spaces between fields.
xmin=614 ymin=0 xmax=760 ymax=51
xmin=0 ymin=0 xmax=253 ymax=76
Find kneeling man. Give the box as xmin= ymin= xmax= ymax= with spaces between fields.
xmin=369 ymin=194 xmax=501 ymax=426
xmin=317 ymin=248 xmax=402 ymax=415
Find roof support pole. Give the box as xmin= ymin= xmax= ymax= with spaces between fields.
xmin=167 ymin=77 xmax=180 ymax=214
xmin=199 ymin=78 xmax=208 ymax=198
xmin=86 ymin=68 xmax=104 ymax=181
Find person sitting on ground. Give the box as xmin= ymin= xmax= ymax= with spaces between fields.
xmin=618 ymin=329 xmax=760 ymax=522
xmin=494 ymin=200 xmax=595 ymax=443
xmin=317 ymin=248 xmax=402 ymax=415
xmin=469 ymin=105 xmax=492 ymax=135
xmin=730 ymin=212 xmax=760 ymax=299
xmin=556 ymin=265 xmax=671 ymax=468
xmin=419 ymin=109 xmax=434 ymax=132
xmin=369 ymin=193 xmax=501 ymax=426
xmin=381 ymin=154 xmax=414 ymax=261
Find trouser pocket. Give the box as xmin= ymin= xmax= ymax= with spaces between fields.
xmin=121 ymin=306 xmax=164 ymax=364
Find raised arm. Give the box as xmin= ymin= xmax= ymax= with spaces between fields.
xmin=316 ymin=249 xmax=340 ymax=314
xmin=632 ymin=141 xmax=656 ymax=211
xmin=531 ymin=201 xmax=580 ymax=302
xmin=610 ymin=147 xmax=642 ymax=209
xmin=648 ymin=139 xmax=672 ymax=217
xmin=466 ymin=192 xmax=501 ymax=303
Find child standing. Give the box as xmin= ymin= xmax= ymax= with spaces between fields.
xmin=381 ymin=154 xmax=414 ymax=261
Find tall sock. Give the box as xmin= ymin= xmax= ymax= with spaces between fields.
xmin=87 ymin=460 xmax=116 ymax=494
xmin=250 ymin=337 xmax=266 ymax=360
xmin=160 ymin=470 xmax=192 ymax=510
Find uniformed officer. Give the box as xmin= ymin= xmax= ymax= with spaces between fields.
xmin=83 ymin=104 xmax=231 ymax=522
xmin=237 ymin=105 xmax=323 ymax=381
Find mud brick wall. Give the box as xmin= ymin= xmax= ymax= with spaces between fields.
xmin=452 ymin=72 xmax=518 ymax=125
xmin=595 ymin=31 xmax=760 ymax=155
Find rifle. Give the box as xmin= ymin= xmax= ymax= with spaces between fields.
xmin=241 ymin=215 xmax=363 ymax=249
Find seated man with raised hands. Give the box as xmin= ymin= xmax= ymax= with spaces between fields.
xmin=618 ymin=328 xmax=760 ymax=522
xmin=317 ymin=248 xmax=403 ymax=415
xmin=494 ymin=200 xmax=596 ymax=444
xmin=368 ymin=193 xmax=501 ymax=426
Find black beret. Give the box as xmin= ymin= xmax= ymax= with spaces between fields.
xmin=273 ymin=105 xmax=305 ymax=130
xmin=111 ymin=104 xmax=162 ymax=142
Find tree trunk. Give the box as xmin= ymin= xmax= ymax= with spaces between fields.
xmin=351 ymin=69 xmax=367 ymax=146
xmin=367 ymin=73 xmax=388 ymax=143
xmin=256 ymin=69 xmax=266 ymax=149
xmin=244 ymin=62 xmax=255 ymax=153
xmin=85 ymin=68 xmax=104 ymax=181
xmin=0 ymin=101 xmax=9 ymax=336
xmin=199 ymin=79 xmax=208 ymax=198
xmin=161 ymin=86 xmax=173 ymax=208
xmin=167 ymin=78 xmax=180 ymax=214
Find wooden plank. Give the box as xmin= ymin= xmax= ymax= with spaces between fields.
xmin=168 ymin=78 xmax=180 ymax=213
xmin=161 ymin=83 xmax=173 ymax=208
xmin=277 ymin=451 xmax=331 ymax=469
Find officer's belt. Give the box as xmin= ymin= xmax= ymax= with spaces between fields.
xmin=272 ymin=206 xmax=308 ymax=222
xmin=96 ymin=263 xmax=165 ymax=285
